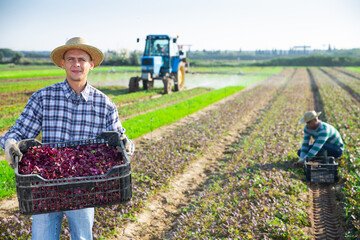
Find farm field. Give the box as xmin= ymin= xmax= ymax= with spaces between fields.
xmin=0 ymin=66 xmax=359 ymax=239
xmin=0 ymin=65 xmax=281 ymax=197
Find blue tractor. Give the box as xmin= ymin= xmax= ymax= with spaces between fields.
xmin=129 ymin=35 xmax=187 ymax=94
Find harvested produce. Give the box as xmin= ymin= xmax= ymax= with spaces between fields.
xmin=18 ymin=144 xmax=124 ymax=179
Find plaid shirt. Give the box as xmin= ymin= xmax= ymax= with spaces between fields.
xmin=1 ymin=80 xmax=125 ymax=149
xmin=300 ymin=121 xmax=344 ymax=160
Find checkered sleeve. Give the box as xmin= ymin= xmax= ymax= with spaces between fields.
xmin=0 ymin=92 xmax=42 ymax=150
xmin=106 ymin=101 xmax=125 ymax=133
xmin=105 ymin=100 xmax=135 ymax=155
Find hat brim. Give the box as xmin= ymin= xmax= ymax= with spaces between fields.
xmin=50 ymin=44 xmax=104 ymax=68
xmin=299 ymin=111 xmax=321 ymax=124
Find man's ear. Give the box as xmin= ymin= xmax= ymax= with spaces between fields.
xmin=89 ymin=60 xmax=95 ymax=71
xmin=61 ymin=59 xmax=65 ymax=69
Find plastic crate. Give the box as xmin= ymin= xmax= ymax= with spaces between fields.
xmin=14 ymin=131 xmax=132 ymax=215
xmin=304 ymin=155 xmax=338 ymax=183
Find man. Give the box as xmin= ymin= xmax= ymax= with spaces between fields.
xmin=0 ymin=37 xmax=134 ymax=240
xmin=156 ymin=43 xmax=166 ymax=55
xmin=294 ymin=110 xmax=344 ymax=167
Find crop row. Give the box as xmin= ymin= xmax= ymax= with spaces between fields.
xmin=0 ymin=66 xmax=141 ymax=80
xmin=321 ymin=67 xmax=360 ymax=101
xmin=309 ymin=68 xmax=360 ymax=238
xmin=172 ymin=68 xmax=313 ymax=239
xmin=0 ymin=69 xmax=293 ymax=239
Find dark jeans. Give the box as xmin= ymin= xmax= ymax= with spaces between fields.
xmin=297 ymin=142 xmax=343 ymax=158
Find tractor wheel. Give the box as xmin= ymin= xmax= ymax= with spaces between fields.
xmin=129 ymin=77 xmax=139 ymax=92
xmin=174 ymin=61 xmax=185 ymax=91
xmin=163 ymin=77 xmax=172 ymax=94
xmin=143 ymin=80 xmax=148 ymax=90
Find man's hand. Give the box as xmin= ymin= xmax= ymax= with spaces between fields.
xmin=4 ymin=139 xmax=22 ymax=169
xmin=120 ymin=134 xmax=134 ymax=155
xmin=293 ymin=158 xmax=304 ymax=167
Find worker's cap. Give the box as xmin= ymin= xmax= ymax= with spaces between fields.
xmin=299 ymin=110 xmax=321 ymax=124
xmin=50 ymin=37 xmax=104 ymax=68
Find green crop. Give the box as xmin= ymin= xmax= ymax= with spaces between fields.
xmin=122 ymin=86 xmax=244 ymax=139
xmin=0 ymin=160 xmax=16 ymax=198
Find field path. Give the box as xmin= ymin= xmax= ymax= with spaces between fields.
xmin=310 ymin=184 xmax=344 ymax=239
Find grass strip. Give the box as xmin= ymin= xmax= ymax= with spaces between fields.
xmin=122 ymin=86 xmax=244 ymax=139
xmin=345 ymin=67 xmax=360 ymax=74
xmin=0 ymin=66 xmax=140 ymax=80
xmin=0 ymin=160 xmax=16 ymax=198
xmin=0 ymin=69 xmax=66 ymax=80
xmin=0 ymin=79 xmax=63 ymax=93
xmin=118 ymin=87 xmax=211 ymax=119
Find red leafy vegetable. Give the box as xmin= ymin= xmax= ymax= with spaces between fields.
xmin=19 ymin=144 xmax=124 ymax=179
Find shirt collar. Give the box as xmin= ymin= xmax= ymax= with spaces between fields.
xmin=62 ymin=79 xmax=90 ymax=102
xmin=316 ymin=120 xmax=322 ymax=131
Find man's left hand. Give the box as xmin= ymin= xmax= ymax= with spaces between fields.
xmin=293 ymin=159 xmax=304 ymax=167
xmin=120 ymin=134 xmax=134 ymax=155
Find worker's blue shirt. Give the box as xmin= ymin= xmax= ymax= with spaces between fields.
xmin=0 ymin=79 xmax=125 ymax=149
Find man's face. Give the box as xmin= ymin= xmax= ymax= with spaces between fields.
xmin=306 ymin=118 xmax=319 ymax=130
xmin=61 ymin=49 xmax=94 ymax=83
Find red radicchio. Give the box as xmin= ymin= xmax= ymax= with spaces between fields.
xmin=18 ymin=144 xmax=125 ymax=179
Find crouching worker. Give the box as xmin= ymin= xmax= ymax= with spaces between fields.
xmin=0 ymin=37 xmax=134 ymax=240
xmin=294 ymin=111 xmax=344 ymax=167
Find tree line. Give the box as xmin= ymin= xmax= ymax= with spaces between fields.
xmin=0 ymin=48 xmax=141 ymax=66
xmin=1 ymin=48 xmax=360 ymax=67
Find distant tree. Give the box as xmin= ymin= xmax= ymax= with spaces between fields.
xmin=328 ymin=44 xmax=332 ymax=52
xmin=11 ymin=52 xmax=23 ymax=64
xmin=0 ymin=51 xmax=3 ymax=63
xmin=129 ymin=51 xmax=140 ymax=65
xmin=0 ymin=48 xmax=17 ymax=58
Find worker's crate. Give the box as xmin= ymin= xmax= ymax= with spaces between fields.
xmin=304 ymin=154 xmax=338 ymax=183
xmin=14 ymin=131 xmax=132 ymax=215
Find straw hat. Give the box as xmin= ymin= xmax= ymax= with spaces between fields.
xmin=50 ymin=37 xmax=104 ymax=68
xmin=299 ymin=111 xmax=321 ymax=124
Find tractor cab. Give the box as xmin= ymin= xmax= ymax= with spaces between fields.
xmin=129 ymin=35 xmax=186 ymax=94
xmin=143 ymin=35 xmax=180 ymax=74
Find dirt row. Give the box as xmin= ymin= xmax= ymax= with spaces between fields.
xmin=310 ymin=183 xmax=344 ymax=239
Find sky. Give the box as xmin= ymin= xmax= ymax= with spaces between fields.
xmin=0 ymin=0 xmax=359 ymax=53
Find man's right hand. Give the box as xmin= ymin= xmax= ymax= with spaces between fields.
xmin=4 ymin=139 xmax=22 ymax=169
